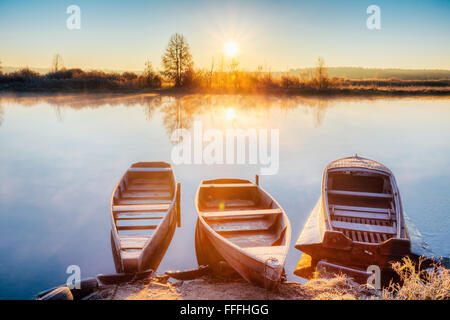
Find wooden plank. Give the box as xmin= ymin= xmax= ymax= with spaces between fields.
xmin=203 ymin=208 xmax=282 ymax=218
xmin=204 ymin=199 xmax=256 ymax=208
xmin=357 ymin=231 xmax=363 ymax=242
xmin=375 ymin=233 xmax=382 ymax=243
xmin=127 ymin=184 xmax=170 ymax=191
xmin=120 ymin=249 xmax=140 ymax=259
xmin=328 ymin=190 xmax=393 ymax=199
xmin=117 ymin=199 xmax=172 ymax=205
xmin=332 ymin=205 xmax=390 ymax=214
xmin=213 ymin=221 xmax=272 ymax=233
xmin=117 ymin=224 xmax=158 ymax=231
xmin=201 ymin=183 xmax=256 ymax=188
xmin=331 ymin=220 xmax=396 ymax=234
xmin=113 ymin=204 xmax=170 ymax=212
xmin=128 ymin=167 xmax=171 ymax=172
xmin=117 ymin=219 xmax=160 ymax=228
xmin=119 ymin=236 xmax=149 ymax=249
xmin=122 ymin=191 xmax=172 ymax=199
xmin=116 ymin=211 xmax=166 ymax=220
xmin=333 ymin=210 xmax=390 ymax=220
xmin=131 ymin=179 xmax=170 ymax=185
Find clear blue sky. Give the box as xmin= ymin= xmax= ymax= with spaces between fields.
xmin=0 ymin=0 xmax=449 ymax=71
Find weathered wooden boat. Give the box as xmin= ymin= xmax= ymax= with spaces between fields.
xmin=195 ymin=178 xmax=291 ymax=290
xmin=294 ymin=155 xmax=410 ymax=280
xmin=110 ymin=162 xmax=180 ymax=273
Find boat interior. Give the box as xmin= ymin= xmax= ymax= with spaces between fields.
xmin=112 ymin=162 xmax=175 ymax=260
xmin=326 ymin=169 xmax=398 ymax=244
xmin=198 ymin=179 xmax=287 ymax=249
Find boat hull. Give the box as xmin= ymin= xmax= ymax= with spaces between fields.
xmin=110 ymin=162 xmax=179 ymax=273
xmin=137 ymin=204 xmax=177 ymax=272
xmin=196 ymin=217 xmax=284 ymax=290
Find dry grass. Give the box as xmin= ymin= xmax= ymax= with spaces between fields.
xmin=382 ymin=257 xmax=450 ymax=300
xmin=304 ymin=274 xmax=378 ymax=300
xmin=1 ymin=66 xmax=449 ymax=96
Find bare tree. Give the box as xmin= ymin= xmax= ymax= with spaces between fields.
xmin=161 ymin=33 xmax=193 ymax=87
xmin=51 ymin=54 xmax=64 ymax=73
xmin=142 ymin=60 xmax=161 ymax=87
xmin=314 ymin=57 xmax=329 ymax=89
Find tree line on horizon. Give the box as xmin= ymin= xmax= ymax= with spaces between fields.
xmin=1 ymin=33 xmax=449 ymax=92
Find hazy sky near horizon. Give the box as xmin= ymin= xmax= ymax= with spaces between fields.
xmin=0 ymin=0 xmax=449 ymax=71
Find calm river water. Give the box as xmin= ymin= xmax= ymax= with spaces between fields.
xmin=0 ymin=94 xmax=448 ymax=299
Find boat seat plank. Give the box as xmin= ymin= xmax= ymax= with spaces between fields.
xmin=116 ymin=199 xmax=172 ymax=205
xmin=128 ymin=167 xmax=171 ymax=172
xmin=117 ymin=224 xmax=158 ymax=231
xmin=119 ymin=236 xmax=149 ymax=249
xmin=127 ymin=184 xmax=171 ymax=191
xmin=116 ymin=211 xmax=166 ymax=220
xmin=332 ymin=205 xmax=390 ymax=214
xmin=205 ymin=199 xmax=256 ymax=209
xmin=200 ymin=183 xmax=256 ymax=188
xmin=113 ymin=204 xmax=170 ymax=212
xmin=328 ymin=190 xmax=393 ymax=199
xmin=131 ymin=179 xmax=170 ymax=185
xmin=203 ymin=208 xmax=282 ymax=218
xmin=332 ymin=220 xmax=396 ymax=234
xmin=116 ymin=219 xmax=161 ymax=228
xmin=116 ymin=219 xmax=161 ymax=229
xmin=333 ymin=210 xmax=390 ymax=220
xmin=122 ymin=191 xmax=172 ymax=199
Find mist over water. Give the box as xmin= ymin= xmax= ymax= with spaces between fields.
xmin=0 ymin=94 xmax=448 ymax=299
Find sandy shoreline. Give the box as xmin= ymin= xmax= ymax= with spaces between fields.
xmin=89 ymin=274 xmax=379 ymax=300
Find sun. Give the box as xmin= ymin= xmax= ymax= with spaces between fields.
xmin=224 ymin=41 xmax=239 ymax=57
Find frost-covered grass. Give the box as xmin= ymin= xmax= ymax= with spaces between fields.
xmin=383 ymin=257 xmax=450 ymax=300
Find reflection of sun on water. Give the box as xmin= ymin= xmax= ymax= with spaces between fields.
xmin=225 ymin=107 xmax=236 ymax=120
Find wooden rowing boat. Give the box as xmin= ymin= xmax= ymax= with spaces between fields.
xmin=110 ymin=162 xmax=180 ymax=273
xmin=195 ymin=178 xmax=291 ymax=290
xmin=294 ymin=155 xmax=410 ymax=279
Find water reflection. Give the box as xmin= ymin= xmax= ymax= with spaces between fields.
xmin=153 ymin=95 xmax=332 ymax=133
xmin=0 ymin=93 xmax=332 ymax=133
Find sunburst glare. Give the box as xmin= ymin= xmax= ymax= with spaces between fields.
xmin=224 ymin=41 xmax=239 ymax=57
xmin=225 ymin=107 xmax=236 ymax=120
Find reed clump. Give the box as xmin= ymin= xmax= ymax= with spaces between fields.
xmin=382 ymin=257 xmax=450 ymax=300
